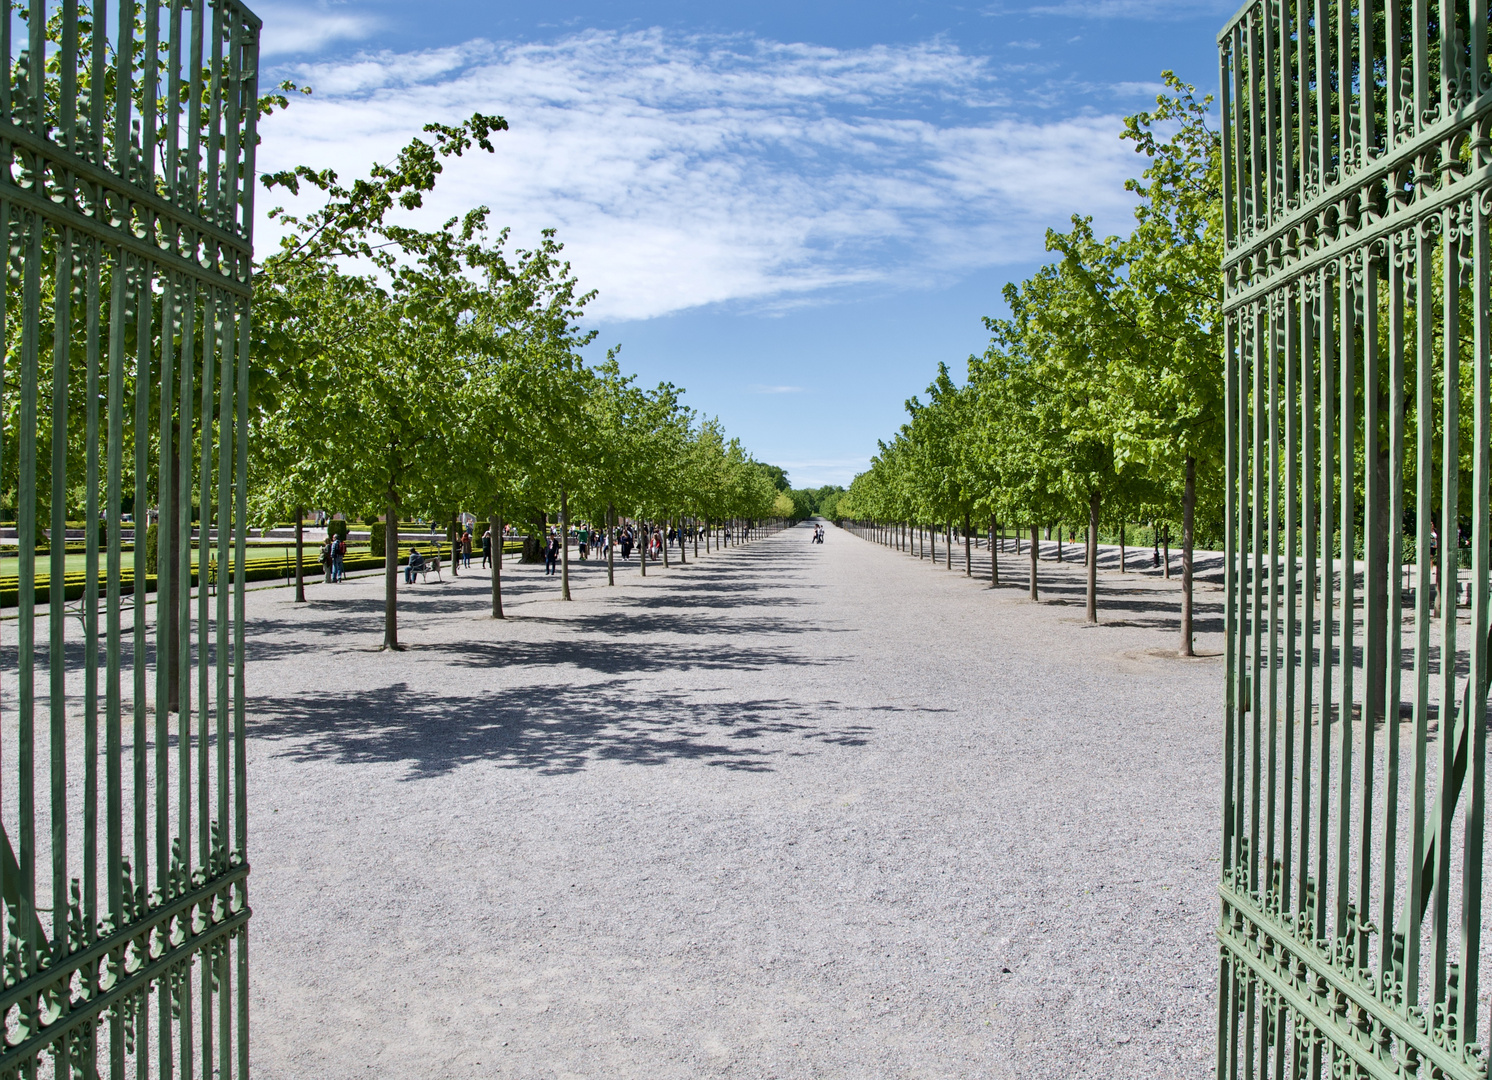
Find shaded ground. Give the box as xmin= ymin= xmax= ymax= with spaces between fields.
xmin=246 ymin=522 xmax=1223 ymax=1079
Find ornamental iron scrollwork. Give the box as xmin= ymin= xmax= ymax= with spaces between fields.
xmin=0 ymin=0 xmax=259 ymax=1076
xmin=1220 ymin=2 xmax=1490 ymax=1078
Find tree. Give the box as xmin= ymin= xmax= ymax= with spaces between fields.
xmin=251 ymin=115 xmax=512 ymax=648
xmin=1112 ymin=73 xmax=1224 ymax=654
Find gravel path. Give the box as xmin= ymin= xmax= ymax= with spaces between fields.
xmin=246 ymin=522 xmax=1225 ymax=1079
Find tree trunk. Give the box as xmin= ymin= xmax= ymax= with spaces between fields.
xmin=450 ymin=511 xmax=460 ymax=577
xmin=383 ymin=498 xmax=401 ymax=650
xmin=561 ymin=488 xmax=571 ymax=600
xmin=1086 ymin=490 xmax=1100 ymax=624
xmin=990 ymin=513 xmax=998 ymax=586
xmin=607 ymin=503 xmax=616 ymax=585
xmin=1028 ymin=523 xmax=1039 ymax=600
xmin=945 ymin=522 xmax=952 ymax=570
xmin=663 ymin=513 xmax=670 ymax=568
xmin=1163 ymin=522 xmax=1171 ymax=579
xmin=1181 ymin=456 xmax=1196 ymax=656
xmin=294 ymin=504 xmax=305 ymax=603
xmin=491 ymin=510 xmax=504 ymax=618
xmin=1119 ymin=519 xmax=1126 ymax=573
xmin=1057 ymin=525 xmax=1063 ymax=563
xmin=640 ymin=519 xmax=647 ymax=576
xmin=693 ymin=517 xmax=698 ymax=558
xmin=964 ymin=511 xmax=971 ymax=576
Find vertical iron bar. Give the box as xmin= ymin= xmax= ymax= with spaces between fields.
xmin=1455 ymin=165 xmax=1490 ymax=1050
xmin=1299 ymin=270 xmax=1318 ymax=930
xmin=235 ymin=19 xmax=260 ymax=1071
xmin=1403 ymin=216 xmax=1434 ymax=1013
xmin=49 ymin=225 xmax=73 ymax=1002
xmin=1379 ymin=227 xmax=1408 ymax=991
xmin=1253 ymin=292 xmax=1267 ymax=895
xmin=18 ymin=209 xmax=40 ymax=980
xmin=1284 ymin=278 xmax=1300 ymax=920
xmin=105 ymin=244 xmax=127 ymax=1080
xmin=1317 ymin=263 xmax=1335 ymax=942
xmin=1334 ymin=253 xmax=1355 ymax=948
xmin=1360 ymin=239 xmax=1381 ymax=972
xmin=1429 ymin=204 xmax=1460 ymax=1014
xmin=84 ymin=235 xmax=101 ymax=963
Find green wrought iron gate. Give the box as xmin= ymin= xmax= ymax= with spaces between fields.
xmin=0 ymin=0 xmax=260 ymax=1075
xmin=1219 ymin=2 xmax=1492 ymax=1077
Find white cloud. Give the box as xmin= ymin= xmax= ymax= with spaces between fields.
xmin=257 ymin=4 xmax=380 ymax=58
xmin=256 ymin=30 xmax=1143 ymax=322
xmin=1111 ymin=79 xmax=1170 ymax=98
xmin=1019 ymin=0 xmax=1229 ymax=16
xmin=773 ymin=457 xmax=870 ymax=487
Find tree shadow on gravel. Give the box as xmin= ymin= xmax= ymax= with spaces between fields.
xmin=964 ymin=561 xmax=1227 ymax=635
xmin=444 ymin=632 xmax=845 ymax=676
xmin=250 ymin=679 xmax=882 ymax=777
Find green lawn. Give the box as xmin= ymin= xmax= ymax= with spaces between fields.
xmin=0 ymin=539 xmax=523 ymax=578
xmin=0 ymin=543 xmax=335 ymax=577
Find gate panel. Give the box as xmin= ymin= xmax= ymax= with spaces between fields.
xmin=0 ymin=0 xmax=259 ymax=1076
xmin=1220 ymin=3 xmax=1490 ymax=1078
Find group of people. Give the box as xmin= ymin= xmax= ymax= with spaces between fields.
xmin=396 ymin=519 xmax=759 ymax=583
xmin=811 ymin=524 xmax=825 ymax=544
xmin=319 ymin=533 xmax=348 ymax=582
xmin=403 ymin=526 xmax=491 ymax=584
xmin=534 ymin=522 xmax=732 ymax=574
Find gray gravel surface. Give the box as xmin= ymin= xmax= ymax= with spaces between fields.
xmin=246 ymin=522 xmax=1226 ymax=1079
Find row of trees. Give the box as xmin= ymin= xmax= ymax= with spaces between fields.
xmin=837 ymin=74 xmax=1222 ymax=655
xmin=248 ymin=111 xmax=785 ymax=648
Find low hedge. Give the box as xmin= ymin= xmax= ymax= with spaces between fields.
xmin=0 ymin=543 xmax=136 ymax=557
xmin=368 ymin=522 xmax=525 ymax=557
xmin=0 ymin=552 xmax=388 ymax=607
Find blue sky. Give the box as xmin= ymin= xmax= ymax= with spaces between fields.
xmin=253 ymin=0 xmax=1228 ymax=487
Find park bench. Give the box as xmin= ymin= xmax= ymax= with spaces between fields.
xmin=413 ymin=555 xmax=442 ymax=583
xmin=65 ymin=590 xmax=136 ymax=631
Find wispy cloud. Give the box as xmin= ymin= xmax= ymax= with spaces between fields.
xmin=773 ymin=457 xmax=870 ymax=486
xmin=258 ymin=30 xmax=1143 ymax=321
xmin=752 ymin=385 xmax=806 ymax=394
xmin=1111 ymin=79 xmax=1170 ymax=98
xmin=1019 ymin=0 xmax=1230 ymax=17
xmin=258 ymin=3 xmax=381 ymax=58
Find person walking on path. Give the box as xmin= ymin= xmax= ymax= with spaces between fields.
xmin=481 ymin=527 xmax=493 ymax=569
xmin=332 ymin=533 xmax=345 ymax=582
xmin=545 ymin=533 xmax=560 ymax=576
xmin=320 ymin=536 xmax=333 ymax=584
xmin=462 ymin=529 xmax=473 ymax=568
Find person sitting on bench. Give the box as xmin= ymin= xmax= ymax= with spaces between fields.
xmin=405 ymin=547 xmax=426 ymax=584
